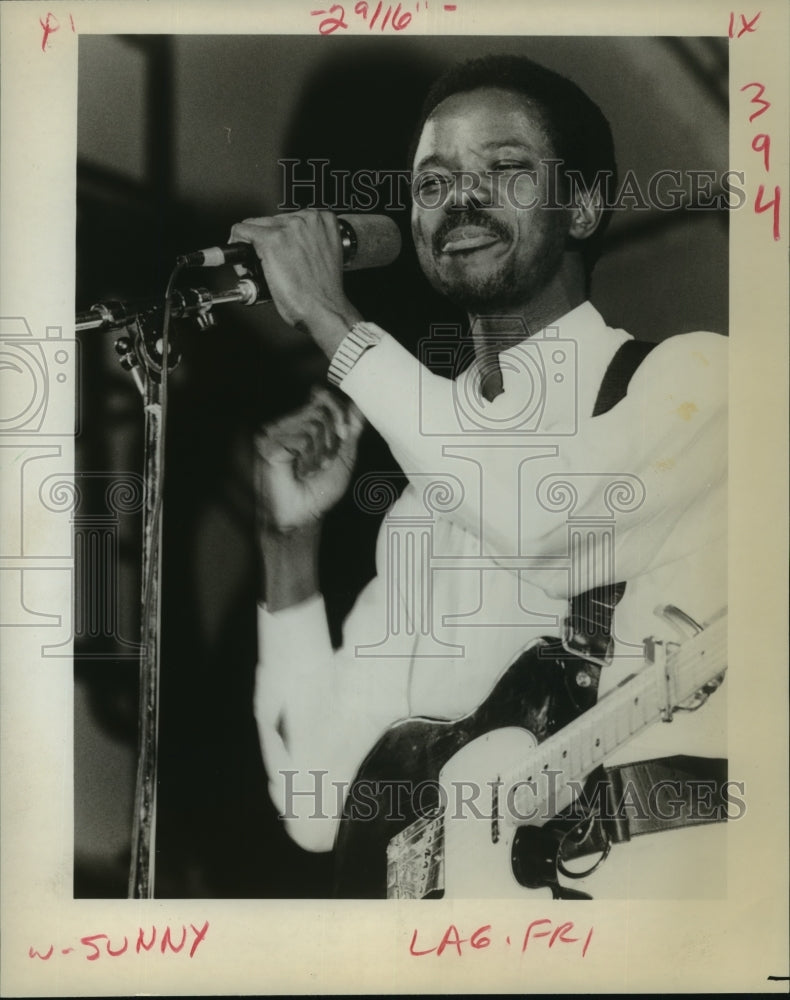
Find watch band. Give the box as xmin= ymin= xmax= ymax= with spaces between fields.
xmin=327 ymin=322 xmax=383 ymax=386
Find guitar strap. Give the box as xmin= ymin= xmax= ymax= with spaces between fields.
xmin=591 ymin=338 xmax=658 ymax=417
xmin=513 ymin=339 xmax=657 ymax=741
xmin=556 ymin=337 xmax=728 ymax=860
xmin=552 ymin=755 xmax=730 ymax=862
xmin=564 ymin=338 xmax=658 ymax=669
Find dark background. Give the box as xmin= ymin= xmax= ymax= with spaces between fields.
xmin=74 ymin=34 xmax=728 ymax=898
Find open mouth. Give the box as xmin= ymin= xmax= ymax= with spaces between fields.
xmin=439 ymin=226 xmax=503 ymax=254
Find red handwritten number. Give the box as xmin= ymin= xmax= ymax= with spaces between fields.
xmin=311 ymin=4 xmax=349 ymax=33
xmin=470 ymin=925 xmax=491 ymax=949
xmin=751 ymin=133 xmax=771 ymax=173
xmin=740 ymin=81 xmax=770 ymax=122
xmin=754 ymin=184 xmax=781 ymax=240
xmin=392 ymin=3 xmax=412 ymax=29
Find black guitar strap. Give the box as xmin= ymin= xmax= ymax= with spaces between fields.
xmin=565 ymin=337 xmax=658 ymax=664
xmin=518 ymin=339 xmax=658 ymax=743
xmin=554 ymin=755 xmax=730 ymax=863
xmin=592 ymin=338 xmax=658 ymax=417
xmin=554 ymin=337 xmax=728 ymax=865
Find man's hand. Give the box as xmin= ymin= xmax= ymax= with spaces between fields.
xmin=256 ymin=387 xmax=365 ymax=536
xmin=230 ymin=210 xmax=363 ymax=358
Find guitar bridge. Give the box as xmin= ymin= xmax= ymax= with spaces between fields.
xmin=386 ymin=817 xmax=444 ymax=900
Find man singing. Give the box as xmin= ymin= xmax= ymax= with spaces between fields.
xmin=230 ymin=55 xmax=727 ymax=897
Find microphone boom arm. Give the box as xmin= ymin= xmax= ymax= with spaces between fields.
xmin=76 ymin=278 xmax=263 ymax=333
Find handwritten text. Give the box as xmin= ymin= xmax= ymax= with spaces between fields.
xmin=39 ymin=11 xmax=76 ymax=51
xmin=731 ymin=10 xmax=781 ymax=240
xmin=409 ymin=919 xmax=594 ymax=958
xmin=310 ymin=1 xmax=457 ymax=35
xmin=28 ymin=921 xmax=210 ymax=963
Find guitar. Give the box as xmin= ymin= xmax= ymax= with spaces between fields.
xmin=333 ymin=606 xmax=727 ymax=899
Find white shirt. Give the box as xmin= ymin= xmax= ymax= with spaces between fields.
xmin=255 ymin=302 xmax=728 ymax=853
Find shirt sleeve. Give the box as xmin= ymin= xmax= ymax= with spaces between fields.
xmin=340 ymin=328 xmax=728 ymax=597
xmin=255 ymin=586 xmax=411 ymax=852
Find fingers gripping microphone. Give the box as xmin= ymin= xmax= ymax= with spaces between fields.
xmin=177 ymin=214 xmax=401 ymax=271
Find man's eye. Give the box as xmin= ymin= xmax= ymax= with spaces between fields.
xmin=491 ymin=161 xmax=528 ymax=172
xmin=415 ymin=173 xmax=449 ymax=192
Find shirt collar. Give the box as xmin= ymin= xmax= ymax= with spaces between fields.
xmin=496 ymin=300 xmax=606 ymax=361
xmin=462 ymin=301 xmax=632 ymax=423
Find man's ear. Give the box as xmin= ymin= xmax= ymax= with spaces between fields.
xmin=568 ymin=188 xmax=603 ymax=242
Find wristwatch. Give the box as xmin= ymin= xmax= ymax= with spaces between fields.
xmin=327 ymin=321 xmax=383 ymax=387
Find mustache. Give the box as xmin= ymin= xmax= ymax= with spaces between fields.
xmin=433 ymin=209 xmax=511 ymax=254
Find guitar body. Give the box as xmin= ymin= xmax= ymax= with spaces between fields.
xmin=333 ymin=641 xmax=601 ymax=898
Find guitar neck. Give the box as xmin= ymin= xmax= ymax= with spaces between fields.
xmin=507 ymin=614 xmax=727 ymax=821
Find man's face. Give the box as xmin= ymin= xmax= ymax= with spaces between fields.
xmin=411 ymin=87 xmax=571 ymax=312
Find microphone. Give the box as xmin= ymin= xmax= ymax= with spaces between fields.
xmin=177 ymin=214 xmax=401 ymax=270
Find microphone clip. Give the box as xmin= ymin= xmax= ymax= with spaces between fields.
xmin=177 ymin=245 xmax=270 ymax=304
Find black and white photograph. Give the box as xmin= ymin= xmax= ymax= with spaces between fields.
xmin=1 ymin=1 xmax=788 ymax=995
xmin=72 ymin=31 xmax=734 ymax=903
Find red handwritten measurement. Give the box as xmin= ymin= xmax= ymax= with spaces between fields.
xmin=39 ymin=11 xmax=76 ymax=51
xmin=310 ymin=1 xmax=457 ymax=35
xmin=28 ymin=921 xmax=209 ymax=962
xmin=730 ymin=9 xmax=781 ymax=241
xmin=409 ymin=919 xmax=594 ymax=958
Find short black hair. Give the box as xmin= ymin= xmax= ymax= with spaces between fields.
xmin=409 ymin=54 xmax=618 ymax=276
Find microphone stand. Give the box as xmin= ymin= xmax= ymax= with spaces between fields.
xmin=78 ymin=277 xmax=263 ymax=899
xmin=129 ymin=363 xmax=163 ymax=900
